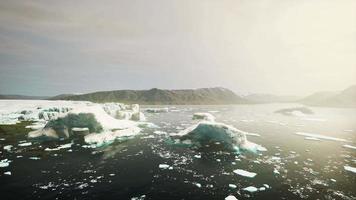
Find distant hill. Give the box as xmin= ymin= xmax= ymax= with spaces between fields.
xmin=51 ymin=87 xmax=249 ymax=105
xmin=0 ymin=94 xmax=48 ymax=100
xmin=244 ymin=93 xmax=300 ymax=103
xmin=300 ymin=85 xmax=356 ymax=107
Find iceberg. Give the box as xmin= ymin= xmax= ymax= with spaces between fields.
xmin=233 ymin=169 xmax=257 ymax=178
xmin=177 ymin=121 xmax=266 ymax=153
xmin=295 ymin=132 xmax=346 ymax=142
xmin=192 ymin=113 xmax=215 ymax=122
xmin=84 ymin=126 xmax=141 ymax=147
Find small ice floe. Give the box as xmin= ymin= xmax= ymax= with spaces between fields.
xmin=158 ymin=164 xmax=170 ymax=169
xmin=343 ymin=144 xmax=356 ymax=150
xmin=71 ymin=127 xmax=89 ymax=132
xmin=233 ymin=169 xmax=257 ymax=178
xmin=194 ymin=183 xmax=202 ymax=188
xmin=3 ymin=145 xmax=13 ymax=151
xmin=192 ymin=113 xmax=215 ymax=122
xmin=0 ymin=159 xmax=11 ymax=167
xmin=228 ymin=184 xmax=237 ymax=189
xmin=44 ymin=142 xmax=73 ymax=151
xmin=330 ymin=178 xmax=336 ymax=182
xmin=344 ymin=166 xmax=356 ymax=173
xmin=263 ymin=184 xmax=270 ymax=189
xmin=295 ymin=132 xmax=346 ymax=142
xmin=18 ymin=142 xmax=32 ymax=147
xmin=225 ymin=195 xmax=238 ymax=200
xmin=4 ymin=171 xmax=11 ymax=175
xmin=29 ymin=157 xmax=40 ymax=160
xmin=243 ymin=186 xmax=259 ymax=193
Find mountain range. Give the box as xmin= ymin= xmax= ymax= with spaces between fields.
xmin=1 ymin=85 xmax=355 ymax=107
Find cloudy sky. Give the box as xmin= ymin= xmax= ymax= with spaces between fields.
xmin=0 ymin=0 xmax=355 ymax=96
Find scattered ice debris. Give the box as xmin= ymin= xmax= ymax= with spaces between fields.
xmin=0 ymin=159 xmax=11 ymax=167
xmin=295 ymin=132 xmax=346 ymax=142
xmin=225 ymin=195 xmax=238 ymax=200
xmin=18 ymin=142 xmax=32 ymax=147
xmin=4 ymin=171 xmax=11 ymax=175
xmin=228 ymin=184 xmax=237 ymax=189
xmin=158 ymin=164 xmax=170 ymax=169
xmin=343 ymin=144 xmax=356 ymax=150
xmin=3 ymin=145 xmax=13 ymax=151
xmin=344 ymin=166 xmax=356 ymax=173
xmin=192 ymin=113 xmax=215 ymax=122
xmin=29 ymin=157 xmax=40 ymax=160
xmin=177 ymin=121 xmax=266 ymax=153
xmin=233 ymin=169 xmax=257 ymax=178
xmin=243 ymin=186 xmax=259 ymax=193
xmin=44 ymin=142 xmax=73 ymax=151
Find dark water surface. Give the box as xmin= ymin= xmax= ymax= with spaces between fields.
xmin=0 ymin=104 xmax=355 ymax=200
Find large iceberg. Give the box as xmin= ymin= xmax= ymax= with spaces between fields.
xmin=177 ymin=121 xmax=266 ymax=153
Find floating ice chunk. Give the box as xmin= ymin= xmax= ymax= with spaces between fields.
xmin=18 ymin=142 xmax=32 ymax=147
xmin=131 ymin=195 xmax=146 ymax=200
xmin=158 ymin=164 xmax=170 ymax=169
xmin=192 ymin=113 xmax=215 ymax=122
xmin=344 ymin=166 xmax=356 ymax=173
xmin=194 ymin=154 xmax=201 ymax=159
xmin=4 ymin=171 xmax=11 ymax=175
xmin=29 ymin=157 xmax=40 ymax=160
xmin=177 ymin=121 xmax=266 ymax=153
xmin=244 ymin=132 xmax=261 ymax=137
xmin=3 ymin=145 xmax=13 ymax=151
xmin=44 ymin=142 xmax=73 ymax=151
xmin=0 ymin=159 xmax=11 ymax=167
xmin=233 ymin=169 xmax=257 ymax=178
xmin=72 ymin=127 xmax=89 ymax=132
xmin=84 ymin=126 xmax=141 ymax=147
xmin=194 ymin=183 xmax=202 ymax=188
xmin=305 ymin=137 xmax=321 ymax=141
xmin=295 ymin=132 xmax=346 ymax=142
xmin=225 ymin=195 xmax=238 ymax=200
xmin=263 ymin=184 xmax=270 ymax=189
xmin=228 ymin=184 xmax=237 ymax=189
xmin=273 ymin=168 xmax=280 ymax=175
xmin=243 ymin=186 xmax=258 ymax=193
xmin=343 ymin=144 xmax=356 ymax=150
xmin=144 ymin=108 xmax=169 ymax=113
xmin=154 ymin=130 xmax=167 ymax=135
xmin=330 ymin=179 xmax=336 ymax=182
xmin=77 ymin=183 xmax=89 ymax=189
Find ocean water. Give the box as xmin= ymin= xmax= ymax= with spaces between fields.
xmin=0 ymin=104 xmax=355 ymax=200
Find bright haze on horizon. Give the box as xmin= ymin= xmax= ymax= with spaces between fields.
xmin=0 ymin=0 xmax=355 ymax=96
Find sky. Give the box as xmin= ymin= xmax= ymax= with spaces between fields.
xmin=0 ymin=0 xmax=355 ymax=96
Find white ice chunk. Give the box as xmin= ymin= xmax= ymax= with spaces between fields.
xmin=233 ymin=169 xmax=257 ymax=178
xmin=158 ymin=164 xmax=170 ymax=169
xmin=344 ymin=166 xmax=356 ymax=173
xmin=44 ymin=142 xmax=73 ymax=151
xmin=228 ymin=184 xmax=237 ymax=189
xmin=3 ymin=145 xmax=13 ymax=151
xmin=243 ymin=186 xmax=258 ymax=192
xmin=225 ymin=195 xmax=238 ymax=200
xmin=343 ymin=144 xmax=356 ymax=150
xmin=4 ymin=171 xmax=11 ymax=175
xmin=295 ymin=132 xmax=346 ymax=142
xmin=0 ymin=159 xmax=11 ymax=167
xmin=18 ymin=142 xmax=32 ymax=147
